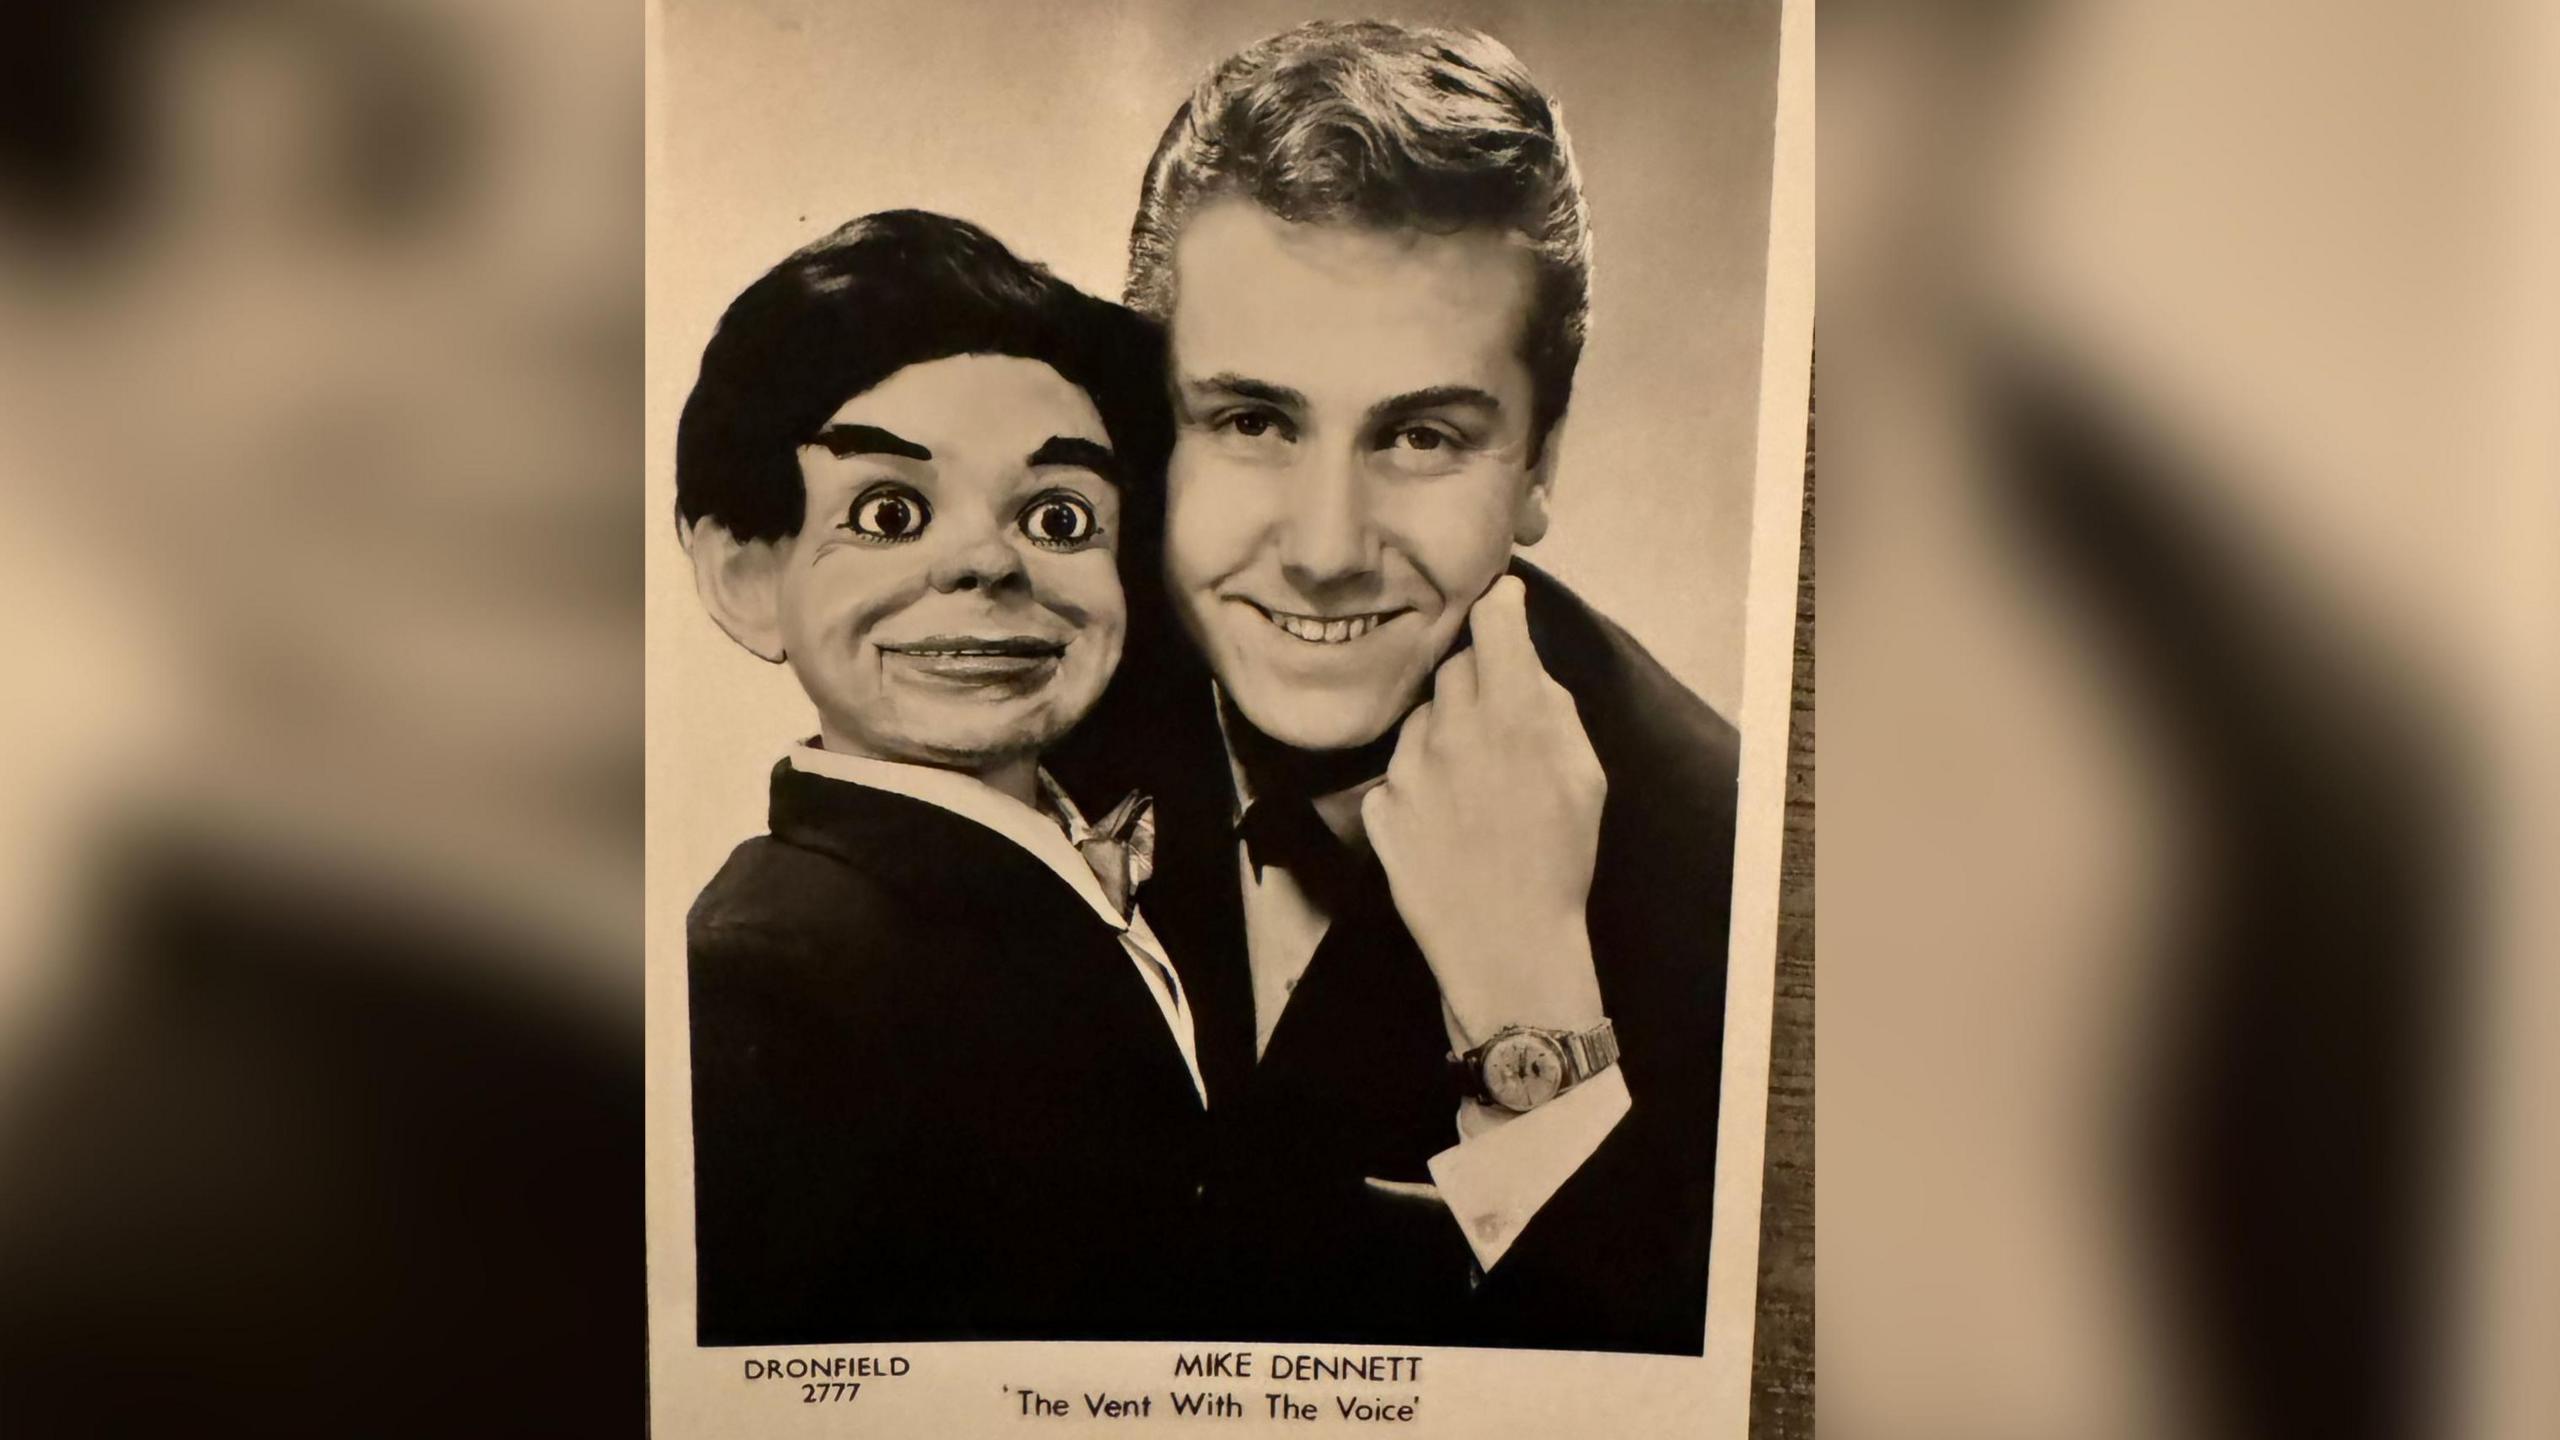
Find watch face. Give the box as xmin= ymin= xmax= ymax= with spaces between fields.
xmin=1483 ymin=1032 xmax=1569 ymax=1112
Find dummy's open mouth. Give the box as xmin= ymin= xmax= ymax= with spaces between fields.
xmin=878 ymin=634 xmax=1066 ymax=659
xmin=876 ymin=633 xmax=1067 ymax=687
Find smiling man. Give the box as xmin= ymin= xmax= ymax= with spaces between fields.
xmin=1158 ymin=202 xmax=1549 ymax=755
xmin=1064 ymin=20 xmax=1745 ymax=1353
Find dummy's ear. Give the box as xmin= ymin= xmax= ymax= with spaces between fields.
xmin=1513 ymin=425 xmax=1563 ymax=546
xmin=684 ymin=519 xmax=788 ymax=663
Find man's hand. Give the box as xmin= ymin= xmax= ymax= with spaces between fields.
xmin=1361 ymin=577 xmax=1607 ymax=1048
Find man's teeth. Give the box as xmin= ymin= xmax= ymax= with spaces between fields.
xmin=1261 ymin=609 xmax=1387 ymax=644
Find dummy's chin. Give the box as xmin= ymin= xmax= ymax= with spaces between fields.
xmin=918 ymin=701 xmax=1077 ymax=765
xmin=820 ymin=691 xmax=1080 ymax=775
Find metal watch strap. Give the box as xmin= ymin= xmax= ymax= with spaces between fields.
xmin=1453 ymin=1019 xmax=1620 ymax=1108
xmin=1560 ymin=1019 xmax=1620 ymax=1084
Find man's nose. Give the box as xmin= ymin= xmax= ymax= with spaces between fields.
xmin=926 ymin=513 xmax=1028 ymax=594
xmin=1276 ymin=451 xmax=1379 ymax=589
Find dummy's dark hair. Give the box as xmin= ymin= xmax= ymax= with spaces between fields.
xmin=677 ymin=209 xmax=1166 ymax=543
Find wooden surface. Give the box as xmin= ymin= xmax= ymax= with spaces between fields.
xmin=1750 ymin=388 xmax=1815 ymax=1438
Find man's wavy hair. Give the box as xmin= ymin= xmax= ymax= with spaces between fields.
xmin=679 ymin=209 xmax=1166 ymax=545
xmin=1125 ymin=20 xmax=1593 ymax=459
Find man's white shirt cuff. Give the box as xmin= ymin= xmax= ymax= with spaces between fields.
xmin=1426 ymin=1066 xmax=1631 ymax=1271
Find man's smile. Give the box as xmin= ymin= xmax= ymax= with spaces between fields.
xmin=1239 ymin=600 xmax=1411 ymax=646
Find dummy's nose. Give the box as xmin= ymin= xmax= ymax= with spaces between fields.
xmin=927 ymin=515 xmax=1027 ymax=593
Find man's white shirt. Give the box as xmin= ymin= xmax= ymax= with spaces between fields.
xmin=1218 ymin=709 xmax=1631 ymax=1272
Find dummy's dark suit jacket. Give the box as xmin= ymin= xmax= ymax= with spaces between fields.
xmin=1055 ymin=558 xmax=1740 ymax=1355
xmin=686 ymin=764 xmax=1209 ymax=1344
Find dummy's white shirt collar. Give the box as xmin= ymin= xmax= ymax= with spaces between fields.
xmin=785 ymin=743 xmax=1127 ymax=935
xmin=786 ymin=742 xmax=1204 ymax=1106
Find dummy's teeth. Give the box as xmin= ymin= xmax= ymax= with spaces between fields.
xmin=1261 ymin=608 xmax=1386 ymax=644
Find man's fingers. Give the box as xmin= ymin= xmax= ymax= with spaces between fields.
xmin=1466 ymin=575 xmax=1541 ymax=698
xmin=1387 ymin=699 xmax=1433 ymax=784
xmin=1358 ymin=783 xmax=1391 ymax=845
xmin=1392 ymin=696 xmax=1433 ymax=753
xmin=1432 ymin=645 xmax=1478 ymax=710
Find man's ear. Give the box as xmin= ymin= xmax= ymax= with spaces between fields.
xmin=1513 ymin=426 xmax=1563 ymax=546
xmin=683 ymin=519 xmax=789 ymax=663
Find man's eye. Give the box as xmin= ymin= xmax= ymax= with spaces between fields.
xmin=1376 ymin=422 xmax=1474 ymax=474
xmin=1018 ymin=492 xmax=1100 ymax=547
xmin=1216 ymin=409 xmax=1292 ymax=442
xmin=844 ymin=485 xmax=930 ymax=541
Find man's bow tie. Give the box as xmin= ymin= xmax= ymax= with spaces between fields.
xmin=1235 ymin=794 xmax=1365 ymax=912
xmin=1075 ymin=790 xmax=1156 ymax=917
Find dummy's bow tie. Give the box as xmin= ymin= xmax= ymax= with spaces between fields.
xmin=1075 ymin=790 xmax=1155 ymax=918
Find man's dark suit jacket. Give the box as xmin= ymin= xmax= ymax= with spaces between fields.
xmin=686 ymin=763 xmax=1209 ymax=1344
xmin=1054 ymin=558 xmax=1741 ymax=1355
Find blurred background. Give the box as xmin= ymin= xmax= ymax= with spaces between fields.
xmin=0 ymin=0 xmax=2551 ymax=1437
xmin=1821 ymin=3 xmax=2553 ymax=1440
xmin=0 ymin=0 xmax=638 ymax=1433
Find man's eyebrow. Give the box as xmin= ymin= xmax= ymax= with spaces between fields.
xmin=1368 ymin=385 xmax=1504 ymax=423
xmin=1182 ymin=373 xmax=1308 ymax=411
xmin=808 ymin=423 xmax=932 ymax=462
xmin=1027 ymin=435 xmax=1122 ymax=482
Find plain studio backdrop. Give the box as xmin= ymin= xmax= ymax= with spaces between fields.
xmin=647 ymin=0 xmax=1784 ymax=901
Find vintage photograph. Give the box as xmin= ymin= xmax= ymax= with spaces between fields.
xmin=646 ymin=0 xmax=1808 ymax=1420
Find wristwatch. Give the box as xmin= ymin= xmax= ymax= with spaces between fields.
xmin=1451 ymin=1019 xmax=1620 ymax=1114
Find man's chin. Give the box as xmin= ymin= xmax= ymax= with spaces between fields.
xmin=1223 ymin=685 xmax=1407 ymax=754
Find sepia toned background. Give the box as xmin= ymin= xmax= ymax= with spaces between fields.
xmin=646 ymin=1 xmax=1807 ymax=1434
xmin=649 ymin=0 xmax=1786 ymax=910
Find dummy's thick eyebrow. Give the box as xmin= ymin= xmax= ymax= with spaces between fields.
xmin=1028 ymin=435 xmax=1122 ymax=483
xmin=1182 ymin=373 xmax=1307 ymax=411
xmin=809 ymin=423 xmax=932 ymax=461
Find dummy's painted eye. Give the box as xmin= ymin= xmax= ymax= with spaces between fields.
xmin=845 ymin=484 xmax=930 ymax=541
xmin=1018 ymin=491 xmax=1100 ymax=548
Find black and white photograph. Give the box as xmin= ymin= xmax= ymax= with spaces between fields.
xmin=12 ymin=0 xmax=2557 ymax=1435
xmin=646 ymin=0 xmax=1811 ymax=1430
